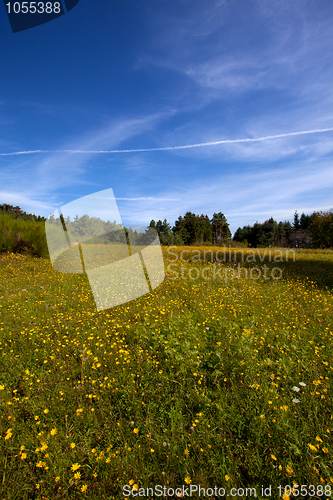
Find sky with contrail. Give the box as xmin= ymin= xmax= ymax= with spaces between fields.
xmin=1 ymin=127 xmax=333 ymax=156
xmin=1 ymin=0 xmax=333 ymax=232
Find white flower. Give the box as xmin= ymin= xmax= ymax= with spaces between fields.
xmin=292 ymin=386 xmax=300 ymax=392
xmin=299 ymin=382 xmax=306 ymax=387
xmin=292 ymin=398 xmax=300 ymax=403
xmin=206 ymin=327 xmax=209 ymax=330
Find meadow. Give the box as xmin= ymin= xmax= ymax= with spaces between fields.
xmin=0 ymin=245 xmax=332 ymax=499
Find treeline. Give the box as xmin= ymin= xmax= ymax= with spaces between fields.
xmin=1 ymin=203 xmax=332 ymax=258
xmin=149 ymin=210 xmax=333 ymax=248
xmin=50 ymin=213 xmax=157 ymax=246
xmin=149 ymin=212 xmax=231 ymax=246
xmin=233 ymin=210 xmax=333 ymax=248
xmin=0 ymin=203 xmax=46 ymax=222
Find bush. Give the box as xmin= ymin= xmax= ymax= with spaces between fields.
xmin=0 ymin=212 xmax=49 ymax=258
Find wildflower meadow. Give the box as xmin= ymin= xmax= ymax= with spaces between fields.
xmin=0 ymin=245 xmax=332 ymax=499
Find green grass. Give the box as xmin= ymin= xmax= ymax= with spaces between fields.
xmin=0 ymin=212 xmax=49 ymax=258
xmin=0 ymin=246 xmax=332 ymax=499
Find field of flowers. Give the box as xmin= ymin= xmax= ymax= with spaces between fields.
xmin=0 ymin=245 xmax=332 ymax=499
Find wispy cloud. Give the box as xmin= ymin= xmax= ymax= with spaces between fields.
xmin=1 ymin=127 xmax=332 ymax=156
xmin=0 ymin=110 xmax=178 ymax=219
xmin=116 ymin=158 xmax=333 ymax=232
xmin=115 ymin=197 xmax=179 ymax=201
xmin=0 ymin=190 xmax=54 ymax=214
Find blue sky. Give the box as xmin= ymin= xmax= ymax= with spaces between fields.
xmin=1 ymin=0 xmax=333 ymax=235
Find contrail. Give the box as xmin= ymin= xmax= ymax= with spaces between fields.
xmin=1 ymin=127 xmax=333 ymax=156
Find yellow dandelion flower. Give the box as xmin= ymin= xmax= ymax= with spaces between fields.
xmin=129 ymin=480 xmax=135 ymax=486
xmin=132 ymin=484 xmax=139 ymax=491
xmin=133 ymin=428 xmax=139 ymax=434
xmin=71 ymin=463 xmax=81 ymax=472
xmin=70 ymin=443 xmax=76 ymax=449
xmin=150 ymin=448 xmax=155 ymax=453
xmin=55 ymin=477 xmax=60 ymax=483
xmin=322 ymin=447 xmax=329 ymax=453
xmin=308 ymin=443 xmax=317 ymax=451
xmin=282 ymin=494 xmax=290 ymax=500
xmin=286 ymin=465 xmax=293 ymax=475
xmin=74 ymin=472 xmax=81 ymax=480
xmin=21 ymin=453 xmax=27 ymax=460
xmin=0 ymin=385 xmax=4 ymax=390
xmin=225 ymin=475 xmax=230 ymax=481
xmin=184 ymin=476 xmax=191 ymax=484
xmin=50 ymin=429 xmax=57 ymax=436
xmin=271 ymin=454 xmax=277 ymax=461
xmin=316 ymin=436 xmax=323 ymax=443
xmin=81 ymin=485 xmax=88 ymax=492
xmin=43 ymin=409 xmax=49 ymax=414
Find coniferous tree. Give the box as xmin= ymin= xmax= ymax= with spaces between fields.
xmin=211 ymin=212 xmax=231 ymax=244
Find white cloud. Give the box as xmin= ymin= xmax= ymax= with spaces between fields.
xmin=0 ymin=110 xmax=176 ymax=212
xmin=1 ymin=127 xmax=332 ymax=156
xmin=115 ymin=158 xmax=333 ymax=232
xmin=0 ymin=190 xmax=54 ymax=214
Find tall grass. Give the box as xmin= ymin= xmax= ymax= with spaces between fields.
xmin=0 ymin=212 xmax=49 ymax=258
